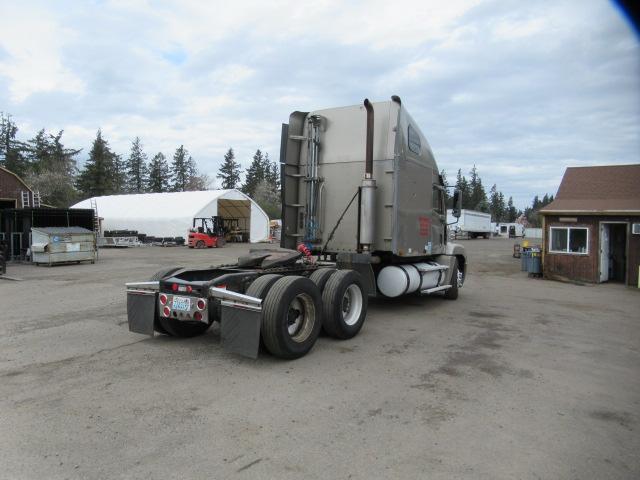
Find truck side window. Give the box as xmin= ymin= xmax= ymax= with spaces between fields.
xmin=433 ymin=186 xmax=445 ymax=215
xmin=408 ymin=124 xmax=421 ymax=154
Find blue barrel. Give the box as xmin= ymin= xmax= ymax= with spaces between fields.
xmin=521 ymin=250 xmax=530 ymax=271
xmin=528 ymin=251 xmax=542 ymax=274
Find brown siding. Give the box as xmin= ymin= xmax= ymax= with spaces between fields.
xmin=0 ymin=169 xmax=32 ymax=207
xmin=543 ymin=214 xmax=640 ymax=286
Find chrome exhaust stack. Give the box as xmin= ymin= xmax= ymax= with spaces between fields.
xmin=359 ymin=99 xmax=376 ymax=251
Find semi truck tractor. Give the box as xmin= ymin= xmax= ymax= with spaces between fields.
xmin=125 ymin=96 xmax=466 ymax=359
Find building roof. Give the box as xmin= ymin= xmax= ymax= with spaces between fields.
xmin=540 ymin=164 xmax=640 ymax=214
xmin=0 ymin=166 xmax=33 ymax=192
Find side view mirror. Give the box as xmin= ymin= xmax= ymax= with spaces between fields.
xmin=452 ymin=190 xmax=462 ymax=218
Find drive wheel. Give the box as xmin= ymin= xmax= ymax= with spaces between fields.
xmin=444 ymin=260 xmax=461 ymax=300
xmin=246 ymin=274 xmax=283 ymax=299
xmin=309 ymin=268 xmax=337 ymax=292
xmin=196 ymin=240 xmax=205 ymax=249
xmin=215 ymin=237 xmax=226 ymax=248
xmin=261 ymin=276 xmax=322 ymax=359
xmin=322 ymin=270 xmax=367 ymax=339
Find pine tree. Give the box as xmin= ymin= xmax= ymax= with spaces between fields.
xmin=171 ymin=145 xmax=189 ymax=191
xmin=148 ymin=152 xmax=170 ymax=193
xmin=216 ymin=148 xmax=241 ymax=189
xmin=242 ymin=149 xmax=266 ymax=197
xmin=126 ymin=137 xmax=149 ymax=193
xmin=489 ymin=184 xmax=502 ymax=221
xmin=455 ymin=169 xmax=471 ymax=210
xmin=185 ymin=155 xmax=209 ymax=191
xmin=468 ymin=164 xmax=487 ymax=210
xmin=506 ymin=196 xmax=519 ymax=222
xmin=77 ymin=130 xmax=118 ymax=197
xmin=0 ymin=112 xmax=29 ymax=176
xmin=25 ymin=129 xmax=80 ymax=206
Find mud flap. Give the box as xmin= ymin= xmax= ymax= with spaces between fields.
xmin=220 ymin=301 xmax=261 ymax=359
xmin=126 ymin=290 xmax=156 ymax=335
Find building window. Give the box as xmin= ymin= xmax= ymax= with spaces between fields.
xmin=408 ymin=124 xmax=421 ymax=154
xmin=549 ymin=227 xmax=589 ymax=254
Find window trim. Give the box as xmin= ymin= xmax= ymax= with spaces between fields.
xmin=549 ymin=226 xmax=589 ymax=255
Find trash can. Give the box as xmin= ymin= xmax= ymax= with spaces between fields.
xmin=528 ymin=251 xmax=542 ymax=275
xmin=521 ymin=249 xmax=530 ymax=271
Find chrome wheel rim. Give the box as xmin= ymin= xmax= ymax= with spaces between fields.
xmin=287 ymin=293 xmax=315 ymax=343
xmin=342 ymin=284 xmax=363 ymax=326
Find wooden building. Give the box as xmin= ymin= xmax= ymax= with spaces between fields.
xmin=540 ymin=165 xmax=640 ymax=286
xmin=0 ymin=166 xmax=38 ymax=209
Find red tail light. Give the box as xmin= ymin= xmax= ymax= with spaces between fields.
xmin=186 ymin=285 xmax=193 ymax=293
xmin=171 ymin=283 xmax=179 ymax=292
xmin=193 ymin=311 xmax=203 ymax=321
xmin=216 ymin=284 xmax=227 ymax=290
xmin=196 ymin=299 xmax=206 ymax=310
xmin=162 ymin=306 xmax=170 ymax=317
xmin=159 ymin=294 xmax=167 ymax=305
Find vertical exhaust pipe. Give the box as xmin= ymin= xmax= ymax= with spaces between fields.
xmin=360 ymin=99 xmax=376 ymax=251
xmin=364 ymin=99 xmax=374 ymax=179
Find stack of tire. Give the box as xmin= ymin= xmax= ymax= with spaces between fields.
xmin=151 ymin=267 xmax=367 ymax=360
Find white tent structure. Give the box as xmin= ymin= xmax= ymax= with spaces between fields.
xmin=71 ymin=189 xmax=270 ymax=242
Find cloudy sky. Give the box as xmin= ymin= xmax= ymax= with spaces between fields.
xmin=0 ymin=0 xmax=638 ymax=208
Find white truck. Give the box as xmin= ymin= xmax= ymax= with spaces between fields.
xmin=447 ymin=209 xmax=492 ymax=239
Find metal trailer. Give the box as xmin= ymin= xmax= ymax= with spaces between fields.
xmin=446 ymin=209 xmax=492 ymax=239
xmin=126 ymin=97 xmax=467 ymax=359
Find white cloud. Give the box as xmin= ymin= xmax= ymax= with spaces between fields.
xmin=0 ymin=0 xmax=638 ymax=209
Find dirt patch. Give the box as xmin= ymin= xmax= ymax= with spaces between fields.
xmin=590 ymin=410 xmax=634 ymax=430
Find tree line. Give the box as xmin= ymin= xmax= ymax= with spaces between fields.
xmin=0 ymin=112 xmax=208 ymax=207
xmin=442 ymin=165 xmax=554 ymax=227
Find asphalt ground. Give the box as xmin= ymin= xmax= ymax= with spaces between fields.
xmin=1 ymin=238 xmax=638 ymax=479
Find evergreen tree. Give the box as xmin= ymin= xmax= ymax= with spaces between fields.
xmin=126 ymin=137 xmax=149 ymax=193
xmin=0 ymin=112 xmax=29 ymax=176
xmin=171 ymin=145 xmax=189 ymax=191
xmin=25 ymin=129 xmax=80 ymax=206
xmin=454 ymin=169 xmax=471 ymax=209
xmin=489 ymin=184 xmax=503 ymax=221
xmin=216 ymin=148 xmax=241 ymax=189
xmin=506 ymin=196 xmax=519 ymax=222
xmin=468 ymin=164 xmax=487 ymax=210
xmin=185 ymin=155 xmax=209 ymax=191
xmin=242 ymin=149 xmax=266 ymax=197
xmin=148 ymin=152 xmax=170 ymax=193
xmin=112 ymin=153 xmax=127 ymax=193
xmin=76 ymin=130 xmax=118 ymax=197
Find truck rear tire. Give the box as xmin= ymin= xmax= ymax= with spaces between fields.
xmin=196 ymin=240 xmax=205 ymax=249
xmin=321 ymin=270 xmax=367 ymax=340
xmin=444 ymin=260 xmax=460 ymax=300
xmin=261 ymin=276 xmax=322 ymax=359
xmin=246 ymin=274 xmax=283 ymax=299
xmin=309 ymin=268 xmax=337 ymax=292
xmin=149 ymin=266 xmax=183 ymax=281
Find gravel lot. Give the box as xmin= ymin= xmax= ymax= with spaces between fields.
xmin=1 ymin=239 xmax=639 ymax=479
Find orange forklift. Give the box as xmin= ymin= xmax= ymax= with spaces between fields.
xmin=187 ymin=216 xmax=227 ymax=249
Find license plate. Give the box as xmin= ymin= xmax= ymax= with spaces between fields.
xmin=172 ymin=296 xmax=191 ymax=311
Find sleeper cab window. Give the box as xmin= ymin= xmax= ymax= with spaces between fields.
xmin=408 ymin=124 xmax=421 ymax=155
xmin=549 ymin=226 xmax=588 ymax=254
